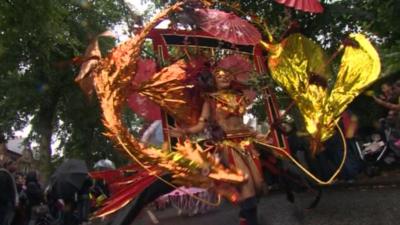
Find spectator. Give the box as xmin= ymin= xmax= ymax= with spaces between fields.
xmin=378 ymin=83 xmax=394 ymax=101
xmin=385 ymin=110 xmax=400 ymax=158
xmin=25 ymin=171 xmax=45 ymax=225
xmin=12 ymin=172 xmax=28 ymax=225
xmin=15 ymin=172 xmax=26 ymax=194
xmin=77 ymin=175 xmax=93 ymax=223
xmin=91 ymin=160 xmax=113 ymax=209
xmin=373 ymin=80 xmax=400 ymax=111
xmin=0 ymin=162 xmax=18 ymax=225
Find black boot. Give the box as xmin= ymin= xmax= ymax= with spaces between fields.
xmin=239 ymin=197 xmax=258 ymax=225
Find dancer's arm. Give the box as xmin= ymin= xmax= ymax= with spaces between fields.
xmin=169 ymin=101 xmax=210 ymax=136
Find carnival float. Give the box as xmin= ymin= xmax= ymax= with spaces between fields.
xmin=74 ymin=0 xmax=380 ymax=224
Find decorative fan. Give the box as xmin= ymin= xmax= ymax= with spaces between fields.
xmin=127 ymin=58 xmax=161 ymax=121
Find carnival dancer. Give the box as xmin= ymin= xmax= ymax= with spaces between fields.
xmin=170 ymin=55 xmax=265 ymax=225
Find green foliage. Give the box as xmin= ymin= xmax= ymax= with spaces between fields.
xmin=0 ymin=0 xmax=134 ymax=173
xmin=380 ymin=41 xmax=400 ymax=76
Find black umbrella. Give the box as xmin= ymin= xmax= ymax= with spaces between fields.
xmin=50 ymin=159 xmax=89 ymax=200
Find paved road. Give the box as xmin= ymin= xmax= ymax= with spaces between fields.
xmin=133 ymin=185 xmax=400 ymax=225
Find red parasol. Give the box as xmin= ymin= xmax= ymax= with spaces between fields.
xmin=275 ymin=0 xmax=324 ymax=13
xmin=195 ymin=8 xmax=261 ymax=46
xmin=127 ymin=59 xmax=161 ymax=121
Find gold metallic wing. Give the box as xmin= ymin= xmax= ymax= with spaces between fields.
xmin=262 ymin=33 xmax=332 ymax=95
xmin=262 ymin=33 xmax=333 ymax=141
xmin=326 ymin=33 xmax=381 ymax=122
xmin=262 ymin=33 xmax=381 ymax=155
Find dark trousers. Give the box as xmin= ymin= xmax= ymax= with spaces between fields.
xmin=239 ymin=197 xmax=258 ymax=225
xmin=77 ymin=195 xmax=90 ymax=222
xmin=0 ymin=202 xmax=15 ymax=225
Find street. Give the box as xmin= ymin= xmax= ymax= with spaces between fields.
xmin=134 ymin=185 xmax=400 ymax=225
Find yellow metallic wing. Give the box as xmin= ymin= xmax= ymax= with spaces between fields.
xmin=261 ymin=34 xmax=333 ymax=151
xmin=261 ymin=33 xmax=380 ymax=154
xmin=326 ymin=33 xmax=381 ymax=125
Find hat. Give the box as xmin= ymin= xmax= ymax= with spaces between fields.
xmin=94 ymin=159 xmax=116 ymax=170
xmin=215 ymin=55 xmax=253 ymax=82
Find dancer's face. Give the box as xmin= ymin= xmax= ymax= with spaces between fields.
xmin=214 ymin=69 xmax=232 ymax=89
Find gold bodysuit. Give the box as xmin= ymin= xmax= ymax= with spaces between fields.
xmin=208 ymin=90 xmax=264 ymax=200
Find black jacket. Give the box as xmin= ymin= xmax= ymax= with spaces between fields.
xmin=25 ymin=172 xmax=44 ymax=206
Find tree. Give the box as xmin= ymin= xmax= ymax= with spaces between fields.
xmin=0 ymin=0 xmax=134 ymax=177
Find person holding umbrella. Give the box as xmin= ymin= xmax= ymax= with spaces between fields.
xmin=49 ymin=159 xmax=91 ymax=225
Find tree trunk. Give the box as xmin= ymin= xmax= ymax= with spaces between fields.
xmin=36 ymin=92 xmax=60 ymax=181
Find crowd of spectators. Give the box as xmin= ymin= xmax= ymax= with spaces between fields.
xmin=0 ymin=162 xmax=46 ymax=225
xmin=0 ymin=160 xmax=96 ymax=225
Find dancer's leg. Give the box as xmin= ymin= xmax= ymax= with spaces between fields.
xmin=239 ymin=197 xmax=258 ymax=225
xmin=118 ymin=174 xmax=175 ymax=225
